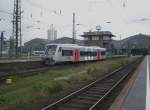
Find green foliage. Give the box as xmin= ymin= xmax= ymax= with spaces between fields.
xmin=0 ymin=57 xmax=129 ymax=109
xmin=48 ymin=81 xmax=64 ymax=94
xmin=0 ymin=96 xmax=6 ymax=106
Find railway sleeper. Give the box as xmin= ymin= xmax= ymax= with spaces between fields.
xmin=82 ymin=93 xmax=104 ymax=97
xmin=59 ymin=102 xmax=91 ymax=110
xmin=77 ymin=96 xmax=99 ymax=101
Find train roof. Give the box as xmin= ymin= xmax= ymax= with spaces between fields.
xmin=46 ymin=43 xmax=106 ymax=50
xmin=46 ymin=43 xmax=79 ymax=47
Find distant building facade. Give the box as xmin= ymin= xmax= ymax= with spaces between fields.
xmin=113 ymin=34 xmax=150 ymax=55
xmin=0 ymin=40 xmax=10 ymax=56
xmin=47 ymin=24 xmax=57 ymax=40
xmin=81 ymin=31 xmax=115 ymax=55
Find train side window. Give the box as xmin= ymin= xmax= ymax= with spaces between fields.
xmin=92 ymin=52 xmax=97 ymax=56
xmin=85 ymin=52 xmax=88 ymax=56
xmin=80 ymin=51 xmax=96 ymax=56
xmin=80 ymin=51 xmax=84 ymax=56
xmin=62 ymin=50 xmax=73 ymax=56
xmin=88 ymin=52 xmax=91 ymax=56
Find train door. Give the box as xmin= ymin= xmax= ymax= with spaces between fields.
xmin=74 ymin=48 xmax=79 ymax=62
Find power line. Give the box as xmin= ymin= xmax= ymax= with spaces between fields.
xmin=0 ymin=10 xmax=13 ymax=15
xmin=24 ymin=0 xmax=63 ymax=17
xmin=106 ymin=0 xmax=127 ymax=23
xmin=105 ymin=0 xmax=129 ymax=34
xmin=25 ymin=0 xmax=43 ymax=9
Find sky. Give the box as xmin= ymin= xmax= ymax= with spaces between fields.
xmin=0 ymin=0 xmax=150 ymax=43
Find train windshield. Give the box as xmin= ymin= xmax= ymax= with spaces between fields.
xmin=45 ymin=45 xmax=57 ymax=55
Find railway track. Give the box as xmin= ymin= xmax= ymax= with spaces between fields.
xmin=0 ymin=56 xmax=127 ymax=80
xmin=0 ymin=61 xmax=91 ymax=79
xmin=0 ymin=61 xmax=101 ymax=80
xmin=41 ymin=58 xmax=142 ymax=110
xmin=0 ymin=67 xmax=51 ymax=82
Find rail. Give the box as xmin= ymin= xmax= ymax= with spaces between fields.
xmin=41 ymin=57 xmax=142 ymax=110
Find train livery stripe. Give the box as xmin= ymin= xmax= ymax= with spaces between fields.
xmin=74 ymin=48 xmax=79 ymax=62
xmin=96 ymin=51 xmax=100 ymax=60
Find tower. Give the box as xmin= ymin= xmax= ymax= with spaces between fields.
xmin=12 ymin=0 xmax=22 ymax=57
xmin=47 ymin=24 xmax=57 ymax=40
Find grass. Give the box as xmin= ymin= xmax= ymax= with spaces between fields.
xmin=0 ymin=57 xmax=129 ymax=110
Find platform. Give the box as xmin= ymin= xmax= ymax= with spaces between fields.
xmin=109 ymin=55 xmax=150 ymax=110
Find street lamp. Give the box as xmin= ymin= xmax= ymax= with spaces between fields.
xmin=0 ymin=31 xmax=6 ymax=57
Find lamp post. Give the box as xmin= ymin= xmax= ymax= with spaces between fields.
xmin=0 ymin=31 xmax=5 ymax=57
xmin=72 ymin=13 xmax=76 ymax=44
xmin=119 ymin=34 xmax=122 ymax=55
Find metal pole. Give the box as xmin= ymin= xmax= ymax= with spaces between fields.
xmin=15 ymin=0 xmax=19 ymax=57
xmin=13 ymin=0 xmax=21 ymax=58
xmin=19 ymin=0 xmax=22 ymax=56
xmin=10 ymin=0 xmax=16 ymax=57
xmin=119 ymin=34 xmax=121 ymax=55
xmin=0 ymin=32 xmax=4 ymax=57
xmin=0 ymin=33 xmax=2 ymax=57
xmin=20 ymin=16 xmax=22 ymax=56
xmin=72 ymin=13 xmax=76 ymax=44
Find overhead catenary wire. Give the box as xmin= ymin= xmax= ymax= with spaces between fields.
xmin=0 ymin=0 xmax=73 ymax=41
xmin=22 ymin=0 xmax=64 ymax=28
xmin=106 ymin=0 xmax=128 ymax=24
xmin=0 ymin=1 xmax=61 ymax=26
xmin=0 ymin=1 xmax=48 ymax=34
xmin=25 ymin=0 xmax=62 ymax=16
xmin=0 ymin=10 xmax=13 ymax=15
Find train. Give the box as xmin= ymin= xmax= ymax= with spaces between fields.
xmin=32 ymin=51 xmax=45 ymax=56
xmin=42 ymin=44 xmax=107 ymax=65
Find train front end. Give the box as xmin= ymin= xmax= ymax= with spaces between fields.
xmin=42 ymin=44 xmax=57 ymax=65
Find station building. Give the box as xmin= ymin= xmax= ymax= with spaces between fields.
xmin=81 ymin=31 xmax=115 ymax=55
xmin=113 ymin=34 xmax=150 ymax=55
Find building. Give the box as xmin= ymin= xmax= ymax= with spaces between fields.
xmin=113 ymin=34 xmax=150 ymax=55
xmin=0 ymin=40 xmax=10 ymax=57
xmin=81 ymin=30 xmax=115 ymax=55
xmin=47 ymin=24 xmax=57 ymax=40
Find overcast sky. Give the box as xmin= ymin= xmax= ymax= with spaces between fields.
xmin=0 ymin=0 xmax=150 ymax=43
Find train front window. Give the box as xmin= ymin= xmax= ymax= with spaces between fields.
xmin=45 ymin=45 xmax=57 ymax=55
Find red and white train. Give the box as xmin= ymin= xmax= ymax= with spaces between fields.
xmin=42 ymin=44 xmax=106 ymax=65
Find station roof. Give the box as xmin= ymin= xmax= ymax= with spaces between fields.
xmin=81 ymin=31 xmax=115 ymax=37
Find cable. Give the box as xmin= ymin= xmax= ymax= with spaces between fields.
xmin=0 ymin=10 xmax=13 ymax=15
xmin=106 ymin=0 xmax=127 ymax=24
xmin=24 ymin=0 xmax=62 ymax=17
xmin=25 ymin=0 xmax=43 ymax=9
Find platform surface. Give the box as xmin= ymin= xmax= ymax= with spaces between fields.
xmin=121 ymin=55 xmax=150 ymax=110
